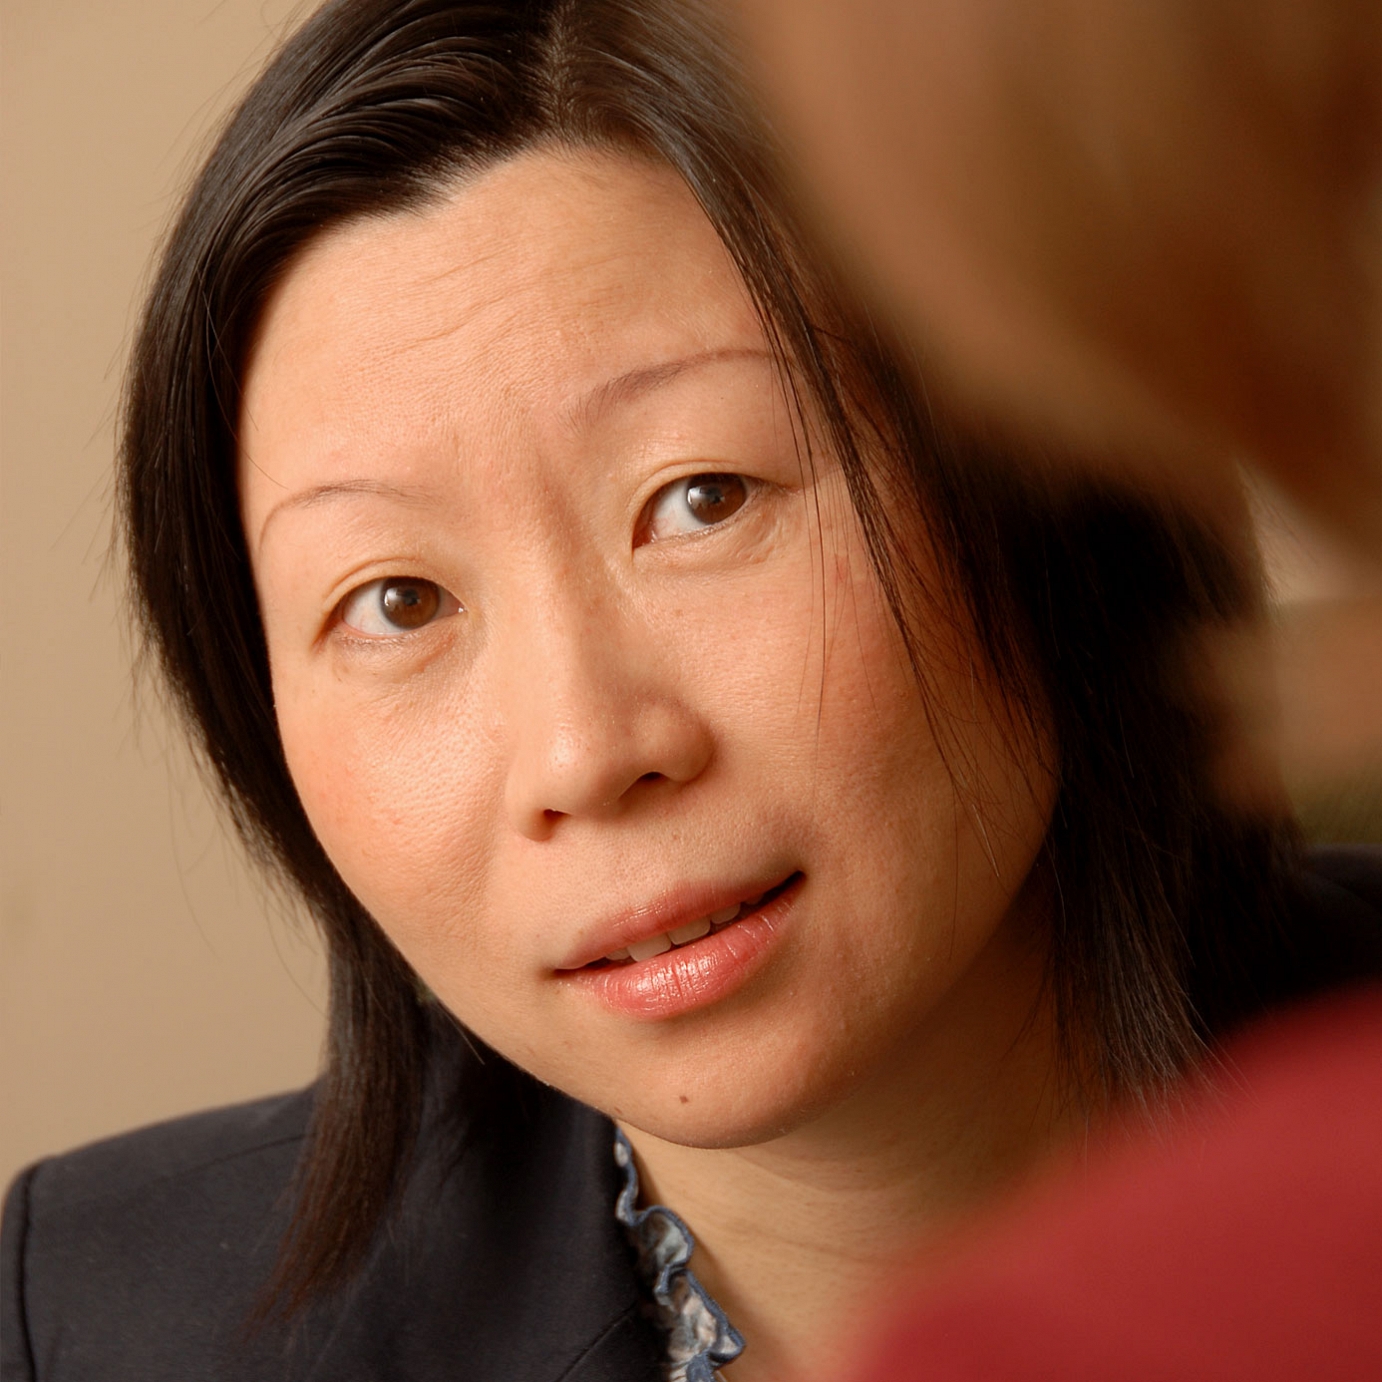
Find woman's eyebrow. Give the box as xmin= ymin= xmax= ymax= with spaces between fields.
xmin=256 ymin=478 xmax=438 ymax=549
xmin=572 ymin=346 xmax=772 ymax=427
xmin=254 ymin=350 xmax=774 ymax=548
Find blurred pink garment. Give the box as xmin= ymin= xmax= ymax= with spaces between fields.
xmin=856 ymin=984 xmax=1382 ymax=1382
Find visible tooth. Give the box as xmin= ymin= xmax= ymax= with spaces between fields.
xmin=605 ymin=948 xmax=631 ymax=962
xmin=669 ymin=917 xmax=711 ymax=945
xmin=628 ymin=933 xmax=673 ymax=961
xmin=744 ymin=893 xmax=764 ymax=908
xmin=710 ymin=904 xmax=740 ymax=925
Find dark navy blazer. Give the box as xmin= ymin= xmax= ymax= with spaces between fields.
xmin=4 ymin=846 xmax=1380 ymax=1381
xmin=0 ymin=1036 xmax=665 ymax=1382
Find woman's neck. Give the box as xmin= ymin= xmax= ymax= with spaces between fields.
xmin=618 ymin=929 xmax=1088 ymax=1382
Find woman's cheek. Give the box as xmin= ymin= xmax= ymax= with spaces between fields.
xmin=275 ymin=666 xmax=493 ymax=950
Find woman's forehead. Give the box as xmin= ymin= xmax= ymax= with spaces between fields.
xmin=237 ymin=146 xmax=784 ymax=553
xmin=241 ymin=147 xmax=762 ymax=427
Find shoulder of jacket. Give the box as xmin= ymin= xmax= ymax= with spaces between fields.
xmin=2 ymin=1090 xmax=313 ymax=1382
xmin=12 ymin=1086 xmax=312 ymax=1215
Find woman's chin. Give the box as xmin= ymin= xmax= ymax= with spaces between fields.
xmin=583 ymin=1044 xmax=869 ymax=1151
xmin=610 ymin=1097 xmax=818 ymax=1151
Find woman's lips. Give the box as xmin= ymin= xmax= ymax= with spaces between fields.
xmin=555 ymin=872 xmax=799 ymax=971
xmin=555 ymin=872 xmax=802 ymax=1020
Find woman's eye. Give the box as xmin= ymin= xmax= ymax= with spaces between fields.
xmin=644 ymin=473 xmax=750 ymax=541
xmin=337 ymin=577 xmax=461 ymax=637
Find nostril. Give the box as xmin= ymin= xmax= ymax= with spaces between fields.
xmin=637 ymin=772 xmax=666 ymax=786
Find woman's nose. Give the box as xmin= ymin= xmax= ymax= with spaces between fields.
xmin=500 ymin=591 xmax=714 ymax=840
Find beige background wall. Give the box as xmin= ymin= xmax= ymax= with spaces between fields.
xmin=1 ymin=0 xmax=326 ymax=1191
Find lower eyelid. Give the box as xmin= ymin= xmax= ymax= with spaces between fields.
xmin=330 ymin=612 xmax=461 ymax=653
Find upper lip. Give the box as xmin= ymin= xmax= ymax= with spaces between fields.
xmin=554 ymin=872 xmax=794 ymax=971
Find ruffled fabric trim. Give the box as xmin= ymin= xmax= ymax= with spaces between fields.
xmin=614 ymin=1129 xmax=746 ymax=1382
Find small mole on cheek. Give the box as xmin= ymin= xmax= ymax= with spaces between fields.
xmin=679 ymin=1094 xmax=689 ymax=1104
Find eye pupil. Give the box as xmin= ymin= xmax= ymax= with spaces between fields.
xmin=381 ymin=580 xmax=440 ymax=629
xmin=686 ymin=474 xmax=746 ymax=522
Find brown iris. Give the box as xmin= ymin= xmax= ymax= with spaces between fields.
xmin=380 ymin=579 xmax=441 ymax=630
xmin=685 ymin=474 xmax=747 ymax=524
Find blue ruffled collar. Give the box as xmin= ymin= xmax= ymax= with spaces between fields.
xmin=614 ymin=1129 xmax=746 ymax=1381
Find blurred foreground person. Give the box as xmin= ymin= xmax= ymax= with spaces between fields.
xmin=737 ymin=3 xmax=1382 ymax=1379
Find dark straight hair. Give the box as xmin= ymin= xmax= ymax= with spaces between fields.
xmin=120 ymin=0 xmax=1298 ymax=1315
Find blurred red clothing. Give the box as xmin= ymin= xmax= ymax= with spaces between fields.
xmin=856 ymin=985 xmax=1382 ymax=1382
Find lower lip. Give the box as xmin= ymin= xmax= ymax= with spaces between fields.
xmin=558 ymin=876 xmax=802 ymax=1021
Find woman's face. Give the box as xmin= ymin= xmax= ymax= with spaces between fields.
xmin=240 ymin=148 xmax=1054 ymax=1146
